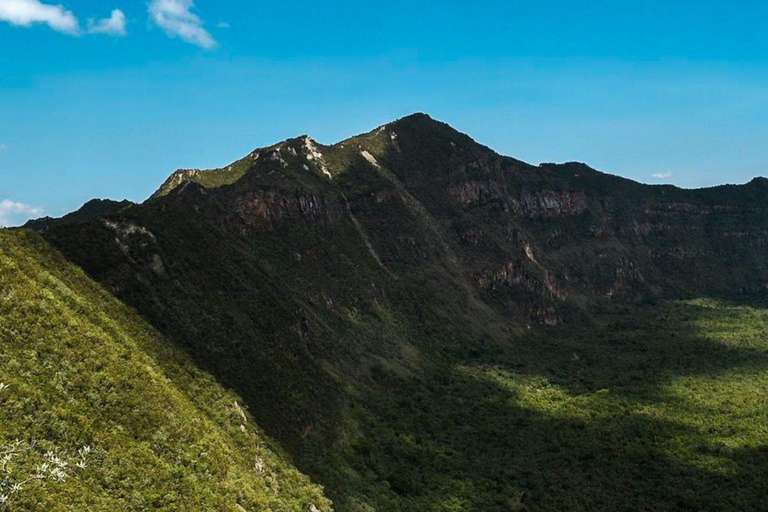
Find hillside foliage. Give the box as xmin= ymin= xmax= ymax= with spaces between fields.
xmin=0 ymin=230 xmax=331 ymax=511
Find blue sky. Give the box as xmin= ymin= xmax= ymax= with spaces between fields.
xmin=1 ymin=0 xmax=768 ymax=225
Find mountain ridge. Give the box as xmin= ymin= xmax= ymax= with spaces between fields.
xmin=148 ymin=112 xmax=766 ymax=201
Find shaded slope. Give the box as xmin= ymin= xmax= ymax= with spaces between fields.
xmin=148 ymin=113 xmax=768 ymax=307
xmin=39 ymin=121 xmax=513 ymax=509
xmin=0 ymin=230 xmax=331 ymax=511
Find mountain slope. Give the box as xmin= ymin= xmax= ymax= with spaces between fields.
xmin=147 ymin=113 xmax=768 ymax=305
xmin=24 ymin=199 xmax=134 ymax=232
xmin=32 ymin=113 xmax=768 ymax=510
xmin=0 ymin=230 xmax=331 ymax=511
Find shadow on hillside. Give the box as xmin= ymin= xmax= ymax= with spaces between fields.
xmin=364 ymin=373 xmax=768 ymax=511
xmin=350 ymin=297 xmax=768 ymax=510
xmin=496 ymin=298 xmax=768 ymax=400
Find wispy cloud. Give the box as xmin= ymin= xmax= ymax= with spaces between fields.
xmin=0 ymin=0 xmax=79 ymax=34
xmin=652 ymin=172 xmax=673 ymax=179
xmin=87 ymin=9 xmax=126 ymax=36
xmin=0 ymin=199 xmax=43 ymax=227
xmin=148 ymin=0 xmax=216 ymax=49
xmin=0 ymin=144 xmax=8 ymax=152
xmin=215 ymin=21 xmax=229 ymax=29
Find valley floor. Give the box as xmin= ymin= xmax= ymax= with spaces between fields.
xmin=351 ymin=297 xmax=768 ymax=511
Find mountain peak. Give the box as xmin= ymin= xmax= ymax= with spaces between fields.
xmin=387 ymin=112 xmax=450 ymax=131
xmin=392 ymin=112 xmax=434 ymax=122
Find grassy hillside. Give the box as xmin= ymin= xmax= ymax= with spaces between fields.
xmin=0 ymin=230 xmax=331 ymax=511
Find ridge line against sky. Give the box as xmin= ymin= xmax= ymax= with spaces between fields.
xmin=1 ymin=1 xmax=768 ymax=226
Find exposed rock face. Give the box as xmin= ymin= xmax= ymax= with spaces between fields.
xmin=508 ymin=190 xmax=589 ymax=218
xmin=449 ymin=180 xmax=588 ymax=218
xmin=157 ymin=169 xmax=205 ymax=196
xmin=229 ymin=190 xmax=338 ymax=234
xmin=103 ymin=219 xmax=156 ymax=256
xmin=448 ymin=180 xmax=503 ymax=208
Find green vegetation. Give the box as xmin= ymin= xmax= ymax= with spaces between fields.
xmin=0 ymin=230 xmax=331 ymax=511
xmin=351 ymin=298 xmax=768 ymax=510
xmin=25 ymin=114 xmax=768 ymax=510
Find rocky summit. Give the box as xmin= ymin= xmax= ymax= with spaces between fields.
xmin=7 ymin=114 xmax=768 ymax=511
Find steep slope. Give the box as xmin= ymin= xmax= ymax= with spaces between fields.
xmin=350 ymin=114 xmax=768 ymax=308
xmin=146 ymin=113 xmax=768 ymax=308
xmin=0 ymin=230 xmax=331 ymax=511
xmin=33 ymin=114 xmax=768 ymax=510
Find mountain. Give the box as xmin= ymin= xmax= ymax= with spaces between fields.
xmin=17 ymin=113 xmax=768 ymax=510
xmin=23 ymin=199 xmax=134 ymax=232
xmin=0 ymin=230 xmax=331 ymax=511
xmin=153 ymin=113 xmax=768 ymax=305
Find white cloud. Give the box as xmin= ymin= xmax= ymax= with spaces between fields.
xmin=0 ymin=199 xmax=43 ymax=227
xmin=87 ymin=9 xmax=126 ymax=36
xmin=149 ymin=0 xmax=216 ymax=49
xmin=0 ymin=0 xmax=80 ymax=34
xmin=652 ymin=172 xmax=673 ymax=179
xmin=215 ymin=21 xmax=228 ymax=28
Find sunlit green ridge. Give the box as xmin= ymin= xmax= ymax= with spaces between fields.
xmin=0 ymin=230 xmax=331 ymax=511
